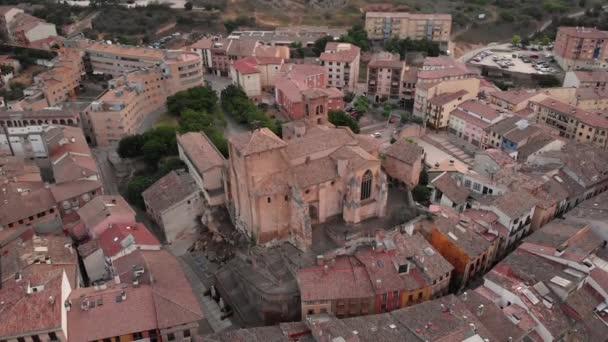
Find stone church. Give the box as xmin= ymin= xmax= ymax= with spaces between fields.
xmin=226 ymin=125 xmax=388 ymax=251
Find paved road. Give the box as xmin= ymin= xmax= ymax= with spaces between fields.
xmin=136 ymin=105 xmax=167 ymax=134
xmin=92 ymin=147 xmax=119 ymax=195
xmin=205 ymin=74 xmax=250 ymax=137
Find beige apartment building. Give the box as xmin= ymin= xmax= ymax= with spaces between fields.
xmin=85 ymin=43 xmax=166 ymax=76
xmin=414 ymin=77 xmax=480 ymax=121
xmin=365 ymin=12 xmax=451 ymax=48
xmin=530 ymin=97 xmax=608 ymax=149
xmin=85 ymin=51 xmax=203 ymax=146
xmin=320 ymin=42 xmax=360 ymax=92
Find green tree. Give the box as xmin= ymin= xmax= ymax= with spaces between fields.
xmin=341 ymin=24 xmax=369 ymax=51
xmin=117 ymin=134 xmax=145 ymax=158
xmin=328 ymin=110 xmax=360 ymax=133
xmin=127 ymin=176 xmax=156 ymax=208
xmin=312 ymin=36 xmax=334 ymax=56
xmin=419 ymin=168 xmax=429 ymax=186
xmin=511 ymin=34 xmax=522 ymax=46
xmin=178 ymin=109 xmax=215 ymax=133
xmin=354 ymin=96 xmax=370 ymax=114
xmin=167 ymin=86 xmax=218 ymax=117
xmin=184 ymin=1 xmax=193 ymax=10
xmin=158 ymin=157 xmax=186 ymax=176
xmin=141 ymin=138 xmax=167 ymax=166
xmin=412 ymin=185 xmax=431 ymax=204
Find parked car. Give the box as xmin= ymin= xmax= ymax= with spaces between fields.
xmin=371 ymin=132 xmax=382 ymax=138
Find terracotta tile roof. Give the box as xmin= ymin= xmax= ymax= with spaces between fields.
xmin=177 ymin=132 xmax=225 ymax=174
xmin=457 ymin=99 xmax=501 ymax=121
xmin=190 ymin=38 xmax=213 ymax=49
xmin=68 ymin=249 xmax=203 ymax=341
xmin=230 ymin=128 xmax=287 ymax=156
xmin=49 ymin=179 xmax=102 ymax=202
xmin=227 ymin=39 xmax=258 ymax=57
xmin=255 ymin=56 xmax=283 ymax=65
xmin=428 ymin=90 xmax=468 ymax=106
xmin=0 ymin=184 xmax=56 ymax=226
xmin=320 ymin=43 xmax=360 ymax=63
xmin=291 ymin=157 xmax=338 ymax=188
xmin=297 ymin=255 xmax=374 ymax=301
xmin=491 ymin=89 xmax=538 ymax=105
xmin=0 ymin=269 xmax=65 ymax=339
xmin=571 ymin=70 xmax=608 ymax=83
xmin=483 ymin=148 xmax=516 ymax=167
xmin=558 ymin=26 xmax=608 ymax=39
xmin=233 ymin=56 xmax=259 ymax=74
xmin=285 ymin=126 xmax=355 ymax=159
xmin=460 ymin=290 xmax=527 ymax=342
xmin=535 ymin=98 xmax=608 ymax=129
xmin=254 ymin=45 xmax=289 ymax=59
xmin=383 ymin=139 xmax=424 ymax=165
xmin=450 ymin=109 xmax=492 ymax=129
xmin=486 ymin=189 xmax=539 ymax=218
xmin=142 ymin=170 xmax=198 ymax=214
xmin=97 ymin=222 xmax=160 ymax=258
xmin=391 ymin=295 xmax=497 ymax=341
xmin=431 ymin=172 xmax=470 ymax=205
xmin=77 ymin=195 xmax=135 ymax=233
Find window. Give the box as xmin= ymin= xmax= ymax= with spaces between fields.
xmin=48 ymin=332 xmax=58 ymax=341
xmin=472 ymin=183 xmax=481 ymax=191
xmin=267 ymin=197 xmax=271 ymax=203
xmin=31 ymin=336 xmax=40 ymax=342
xmin=133 ymin=332 xmax=144 ymax=340
xmin=167 ymin=333 xmax=175 ymax=341
xmin=183 ymin=329 xmax=191 ymax=338
xmin=103 ymin=339 xmax=112 ymax=342
xmin=361 ymin=170 xmax=373 ymax=200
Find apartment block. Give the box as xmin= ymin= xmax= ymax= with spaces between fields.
xmin=563 ymin=70 xmax=608 ymax=88
xmin=85 ymin=42 xmax=165 ymax=77
xmin=529 ymin=97 xmax=608 ymax=149
xmin=365 ymin=12 xmax=451 ymax=48
xmin=553 ymin=26 xmax=608 ymax=71
xmin=85 ymin=51 xmax=203 ymax=146
xmin=448 ymin=99 xmax=507 ymax=147
xmin=319 ymin=42 xmax=360 ymax=92
xmin=366 ymin=53 xmax=417 ymax=103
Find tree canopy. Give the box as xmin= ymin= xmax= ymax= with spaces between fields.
xmin=328 ymin=110 xmax=360 ymax=133
xmin=167 ymin=86 xmax=219 ymax=117
xmin=221 ymin=85 xmax=279 ymax=135
xmin=384 ymin=37 xmax=441 ymax=59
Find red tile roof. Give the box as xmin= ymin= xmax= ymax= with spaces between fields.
xmin=97 ymin=222 xmax=160 ymax=258
xmin=320 ymin=43 xmax=360 ymax=63
xmin=177 ymin=132 xmax=225 ymax=174
xmin=536 ymin=98 xmax=608 ymax=129
xmin=450 ymin=109 xmax=492 ymax=129
xmin=68 ymin=249 xmax=203 ymax=341
xmin=233 ymin=56 xmax=259 ymax=74
xmin=0 ymin=269 xmax=65 ymax=338
xmin=457 ymin=99 xmax=501 ymax=121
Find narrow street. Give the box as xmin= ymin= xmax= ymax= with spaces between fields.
xmin=92 ymin=147 xmax=120 ymax=195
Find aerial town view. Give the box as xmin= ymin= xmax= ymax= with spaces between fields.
xmin=2 ymin=0 xmax=608 ymax=341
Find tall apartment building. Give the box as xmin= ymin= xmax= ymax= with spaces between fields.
xmin=529 ymin=97 xmax=608 ymax=149
xmin=365 ymin=12 xmax=451 ymax=49
xmin=319 ymin=42 xmax=360 ymax=92
xmin=85 ymin=51 xmax=203 ymax=146
xmin=366 ymin=53 xmax=417 ymax=103
xmin=553 ymin=26 xmax=608 ymax=71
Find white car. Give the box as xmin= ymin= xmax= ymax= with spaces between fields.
xmin=371 ymin=132 xmax=382 ymax=138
